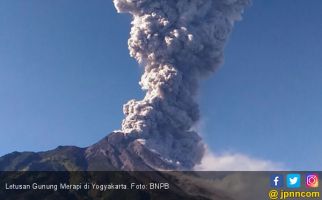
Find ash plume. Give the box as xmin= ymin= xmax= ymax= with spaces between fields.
xmin=112 ymin=0 xmax=250 ymax=170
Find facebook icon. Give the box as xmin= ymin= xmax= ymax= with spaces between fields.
xmin=270 ymin=175 xmax=284 ymax=188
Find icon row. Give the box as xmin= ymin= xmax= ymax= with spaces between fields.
xmin=270 ymin=174 xmax=319 ymax=188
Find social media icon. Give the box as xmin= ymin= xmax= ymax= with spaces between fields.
xmin=306 ymin=174 xmax=319 ymax=188
xmin=287 ymin=174 xmax=301 ymax=188
xmin=270 ymin=175 xmax=284 ymax=188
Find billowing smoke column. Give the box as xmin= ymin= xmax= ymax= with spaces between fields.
xmin=113 ymin=0 xmax=249 ymax=170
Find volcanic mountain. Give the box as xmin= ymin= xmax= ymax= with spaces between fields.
xmin=0 ymin=132 xmax=181 ymax=171
xmin=0 ymin=132 xmax=235 ymax=200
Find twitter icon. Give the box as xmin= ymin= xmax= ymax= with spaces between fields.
xmin=287 ymin=174 xmax=301 ymax=188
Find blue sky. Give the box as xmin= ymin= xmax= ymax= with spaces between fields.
xmin=0 ymin=0 xmax=321 ymax=170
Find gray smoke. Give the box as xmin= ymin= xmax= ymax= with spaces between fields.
xmin=113 ymin=0 xmax=250 ymax=170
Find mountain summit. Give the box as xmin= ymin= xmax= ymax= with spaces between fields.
xmin=0 ymin=133 xmax=235 ymax=200
xmin=0 ymin=132 xmax=185 ymax=171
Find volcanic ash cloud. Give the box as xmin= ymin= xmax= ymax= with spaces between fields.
xmin=113 ymin=0 xmax=250 ymax=170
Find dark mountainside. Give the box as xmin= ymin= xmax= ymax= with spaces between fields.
xmin=0 ymin=132 xmax=114 ymax=171
xmin=0 ymin=132 xmax=234 ymax=200
xmin=0 ymin=132 xmax=183 ymax=171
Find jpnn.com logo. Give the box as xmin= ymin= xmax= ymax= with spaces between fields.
xmin=269 ymin=173 xmax=320 ymax=200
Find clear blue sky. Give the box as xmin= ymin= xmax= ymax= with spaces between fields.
xmin=0 ymin=0 xmax=321 ymax=170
